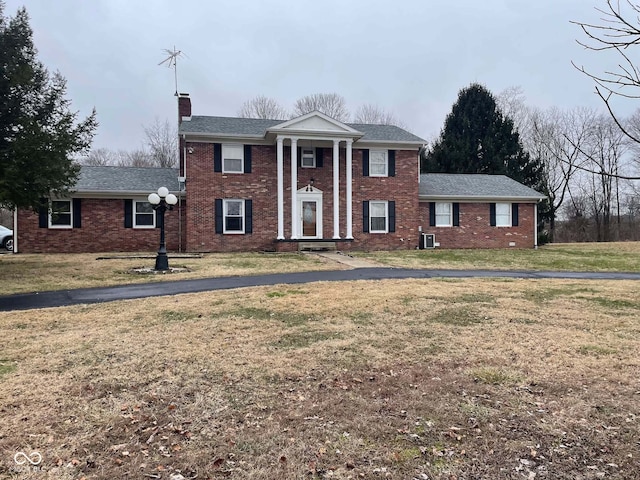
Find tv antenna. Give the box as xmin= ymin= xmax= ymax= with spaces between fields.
xmin=159 ymin=46 xmax=187 ymax=96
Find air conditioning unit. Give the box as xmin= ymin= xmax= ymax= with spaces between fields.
xmin=420 ymin=233 xmax=435 ymax=249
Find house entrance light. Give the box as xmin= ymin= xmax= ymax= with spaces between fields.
xmin=148 ymin=186 xmax=178 ymax=271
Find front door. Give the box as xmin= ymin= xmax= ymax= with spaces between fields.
xmin=297 ymin=188 xmax=323 ymax=239
xmin=302 ymin=201 xmax=318 ymax=237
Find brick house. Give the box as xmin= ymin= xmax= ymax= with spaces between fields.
xmin=12 ymin=94 xmax=545 ymax=253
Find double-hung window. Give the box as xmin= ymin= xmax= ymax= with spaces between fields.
xmin=435 ymin=202 xmax=452 ymax=227
xmin=369 ymin=150 xmax=388 ymax=176
xmin=495 ymin=203 xmax=511 ymax=227
xmin=369 ymin=201 xmax=388 ymax=233
xmin=224 ymin=199 xmax=245 ymax=233
xmin=222 ymin=144 xmax=244 ymax=173
xmin=134 ymin=201 xmax=155 ymax=228
xmin=301 ymin=147 xmax=315 ymax=168
xmin=49 ymin=200 xmax=72 ymax=228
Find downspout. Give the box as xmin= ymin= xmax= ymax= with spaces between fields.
xmin=179 ymin=133 xmax=187 ymax=253
xmin=12 ymin=208 xmax=17 ymax=254
xmin=534 ymin=201 xmax=538 ymax=249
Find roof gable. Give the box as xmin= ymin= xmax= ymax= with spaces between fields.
xmin=268 ymin=111 xmax=362 ymax=136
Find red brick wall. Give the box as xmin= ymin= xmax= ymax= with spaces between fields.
xmin=184 ymin=143 xmax=420 ymax=252
xmin=16 ymin=198 xmax=184 ymax=253
xmin=418 ymin=201 xmax=537 ymax=249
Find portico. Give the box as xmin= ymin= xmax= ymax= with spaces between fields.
xmin=268 ymin=111 xmax=362 ymax=242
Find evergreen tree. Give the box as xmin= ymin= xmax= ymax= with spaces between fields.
xmin=422 ymin=83 xmax=544 ymax=190
xmin=0 ymin=4 xmax=97 ymax=211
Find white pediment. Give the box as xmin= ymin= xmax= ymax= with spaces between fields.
xmin=268 ymin=111 xmax=361 ymax=136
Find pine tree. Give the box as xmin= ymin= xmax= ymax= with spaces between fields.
xmin=0 ymin=5 xmax=97 ymax=211
xmin=422 ymin=83 xmax=544 ymax=190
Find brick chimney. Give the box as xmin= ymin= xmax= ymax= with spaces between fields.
xmin=178 ymin=93 xmax=191 ymax=123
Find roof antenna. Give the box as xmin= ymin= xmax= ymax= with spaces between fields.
xmin=159 ymin=46 xmax=187 ymax=96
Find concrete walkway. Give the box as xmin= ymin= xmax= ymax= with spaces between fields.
xmin=311 ymin=251 xmax=382 ymax=268
xmin=1 ymin=267 xmax=639 ymax=312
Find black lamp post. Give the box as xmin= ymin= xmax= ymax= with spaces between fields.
xmin=148 ymin=186 xmax=178 ymax=271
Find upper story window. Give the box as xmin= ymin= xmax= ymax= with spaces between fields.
xmin=301 ymin=147 xmax=315 ymax=168
xmin=134 ymin=201 xmax=155 ymax=228
xmin=435 ymin=202 xmax=452 ymax=227
xmin=49 ymin=200 xmax=72 ymax=228
xmin=222 ymin=144 xmax=244 ymax=173
xmin=369 ymin=150 xmax=388 ymax=176
xmin=495 ymin=202 xmax=511 ymax=227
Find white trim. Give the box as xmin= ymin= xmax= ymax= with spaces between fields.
xmin=419 ymin=196 xmax=544 ymax=202
xmin=534 ymin=203 xmax=538 ymax=248
xmin=13 ymin=208 xmax=18 ymax=253
xmin=300 ymin=146 xmax=315 ymax=168
xmin=346 ymin=139 xmax=353 ymax=239
xmin=369 ymin=200 xmax=389 ymax=234
xmin=298 ymin=189 xmax=323 ymax=239
xmin=48 ymin=199 xmax=73 ymax=229
xmin=222 ymin=199 xmax=245 ymax=234
xmin=222 ymin=143 xmax=244 ymax=174
xmin=290 ymin=138 xmax=298 ymax=239
xmin=269 ymin=110 xmax=362 ymax=135
xmin=276 ymin=136 xmax=284 ymax=240
xmin=495 ymin=202 xmax=511 ymax=227
xmin=333 ymin=139 xmax=340 ymax=239
xmin=435 ymin=202 xmax=452 ymax=227
xmin=133 ymin=200 xmax=156 ymax=229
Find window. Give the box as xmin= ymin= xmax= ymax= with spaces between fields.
xmin=134 ymin=201 xmax=155 ymax=228
xmin=435 ymin=202 xmax=452 ymax=227
xmin=222 ymin=144 xmax=244 ymax=173
xmin=369 ymin=150 xmax=388 ymax=176
xmin=49 ymin=200 xmax=72 ymax=228
xmin=495 ymin=202 xmax=511 ymax=227
xmin=301 ymin=147 xmax=315 ymax=168
xmin=369 ymin=201 xmax=388 ymax=233
xmin=224 ymin=199 xmax=245 ymax=233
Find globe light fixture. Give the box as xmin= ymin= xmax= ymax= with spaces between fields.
xmin=147 ymin=186 xmax=178 ymax=271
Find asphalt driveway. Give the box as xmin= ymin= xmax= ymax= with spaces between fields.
xmin=1 ymin=267 xmax=639 ymax=311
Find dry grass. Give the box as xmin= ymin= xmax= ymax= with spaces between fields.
xmin=356 ymin=241 xmax=640 ymax=272
xmin=1 ymin=278 xmax=639 ymax=479
xmin=0 ymin=252 xmax=344 ymax=295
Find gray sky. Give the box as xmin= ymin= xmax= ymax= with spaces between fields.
xmin=5 ymin=0 xmax=633 ymax=151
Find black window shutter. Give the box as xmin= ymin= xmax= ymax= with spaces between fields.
xmin=73 ymin=199 xmax=82 ymax=228
xmin=363 ymin=201 xmax=370 ymax=233
xmin=124 ymin=199 xmax=133 ymax=228
xmin=388 ymin=150 xmax=396 ymax=177
xmin=490 ymin=203 xmax=497 ymax=226
xmin=213 ymin=143 xmax=222 ymax=172
xmin=453 ymin=203 xmax=460 ymax=227
xmin=429 ymin=202 xmax=436 ymax=227
xmin=512 ymin=203 xmax=519 ymax=227
xmin=215 ymin=199 xmax=223 ymax=234
xmin=362 ymin=149 xmax=370 ymax=176
xmin=316 ymin=147 xmax=323 ymax=168
xmin=245 ymin=199 xmax=253 ymax=234
xmin=38 ymin=198 xmax=48 ymax=228
xmin=297 ymin=147 xmax=302 ymax=168
xmin=244 ymin=145 xmax=252 ymax=173
xmin=388 ymin=201 xmax=396 ymax=232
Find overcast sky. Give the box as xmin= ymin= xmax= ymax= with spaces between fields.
xmin=5 ymin=0 xmax=634 ymax=151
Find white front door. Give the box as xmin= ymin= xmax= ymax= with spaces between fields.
xmin=297 ymin=189 xmax=323 ymax=239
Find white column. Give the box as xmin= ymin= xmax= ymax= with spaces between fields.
xmin=333 ymin=139 xmax=340 ymax=239
xmin=290 ymin=138 xmax=298 ymax=239
xmin=276 ymin=136 xmax=284 ymax=240
xmin=345 ymin=139 xmax=353 ymax=239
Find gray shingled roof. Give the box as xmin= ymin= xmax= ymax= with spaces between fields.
xmin=74 ymin=166 xmax=180 ymax=193
xmin=180 ymin=116 xmax=426 ymax=143
xmin=419 ymin=174 xmax=546 ymax=200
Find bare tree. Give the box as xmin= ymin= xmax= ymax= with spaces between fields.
xmin=352 ymin=104 xmax=406 ymax=128
xmin=144 ymin=117 xmax=178 ymax=168
xmin=117 ymin=149 xmax=154 ymax=168
xmin=293 ymin=93 xmax=350 ymax=121
xmin=79 ymin=148 xmax=119 ymax=166
xmin=572 ymin=0 xmax=640 ymax=144
xmin=238 ymin=95 xmax=288 ymax=120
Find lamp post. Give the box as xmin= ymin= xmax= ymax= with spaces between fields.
xmin=148 ymin=186 xmax=178 ymax=271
